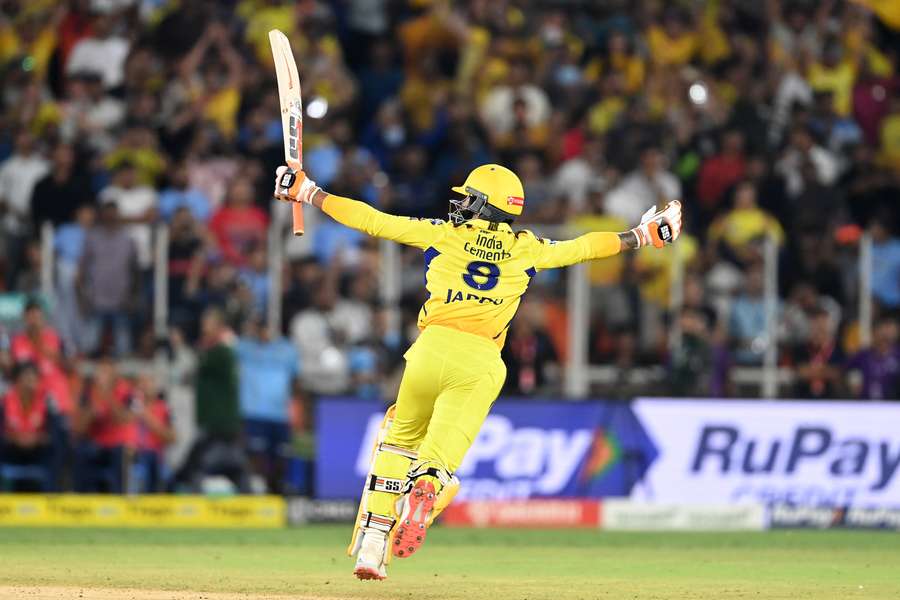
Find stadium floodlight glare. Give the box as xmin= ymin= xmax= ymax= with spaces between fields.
xmin=688 ymin=82 xmax=708 ymax=105
xmin=307 ymin=96 xmax=328 ymax=119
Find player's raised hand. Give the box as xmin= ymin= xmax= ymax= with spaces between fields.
xmin=274 ymin=166 xmax=322 ymax=204
xmin=631 ymin=200 xmax=682 ymax=248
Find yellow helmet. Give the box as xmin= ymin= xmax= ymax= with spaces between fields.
xmin=450 ymin=164 xmax=524 ymax=225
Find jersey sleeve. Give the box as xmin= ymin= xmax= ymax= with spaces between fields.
xmin=321 ymin=194 xmax=443 ymax=250
xmin=531 ymin=231 xmax=622 ymax=270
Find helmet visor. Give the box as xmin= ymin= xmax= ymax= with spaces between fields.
xmin=448 ymin=187 xmax=488 ymax=225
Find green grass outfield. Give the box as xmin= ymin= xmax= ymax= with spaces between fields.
xmin=0 ymin=526 xmax=897 ymax=600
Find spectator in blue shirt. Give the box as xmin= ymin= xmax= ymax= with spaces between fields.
xmin=55 ymin=204 xmax=95 ymax=352
xmin=237 ymin=245 xmax=269 ymax=318
xmin=870 ymin=219 xmax=900 ymax=310
xmin=305 ymin=120 xmax=356 ymax=188
xmin=729 ymin=263 xmax=778 ymax=365
xmin=158 ymin=162 xmax=212 ymax=224
xmin=236 ymin=318 xmax=299 ymax=493
xmin=356 ymin=40 xmax=403 ymax=127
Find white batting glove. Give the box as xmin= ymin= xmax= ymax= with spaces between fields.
xmin=631 ymin=200 xmax=682 ymax=249
xmin=274 ymin=166 xmax=321 ymax=204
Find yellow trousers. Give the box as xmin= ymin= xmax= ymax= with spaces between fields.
xmin=368 ymin=325 xmax=506 ymax=517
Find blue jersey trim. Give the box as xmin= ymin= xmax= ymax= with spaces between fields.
xmin=422 ymin=246 xmax=440 ymax=308
xmin=423 ymin=246 xmax=440 ymax=285
xmin=491 ymin=267 xmax=537 ymax=340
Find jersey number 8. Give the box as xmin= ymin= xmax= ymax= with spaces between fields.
xmin=462 ymin=261 xmax=501 ymax=291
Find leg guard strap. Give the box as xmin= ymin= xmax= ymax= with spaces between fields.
xmin=404 ymin=461 xmax=454 ymax=492
xmin=359 ymin=512 xmax=395 ymax=534
xmin=367 ymin=442 xmax=418 ymax=496
xmin=380 ymin=443 xmax=418 ymax=461
xmin=350 ymin=510 xmax=395 ymax=561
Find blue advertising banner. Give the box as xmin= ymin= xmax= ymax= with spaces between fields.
xmin=631 ymin=399 xmax=900 ymax=508
xmin=316 ymin=398 xmax=657 ymax=500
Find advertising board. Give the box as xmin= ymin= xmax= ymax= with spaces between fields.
xmin=318 ymin=397 xmax=900 ymax=509
xmin=632 ymin=399 xmax=900 ymax=508
xmin=316 ymin=398 xmax=656 ymax=500
xmin=0 ymin=495 xmax=285 ymax=528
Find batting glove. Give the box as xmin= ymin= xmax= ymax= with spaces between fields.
xmin=274 ymin=166 xmax=321 ymax=204
xmin=631 ymin=200 xmax=682 ymax=249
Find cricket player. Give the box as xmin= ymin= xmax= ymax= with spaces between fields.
xmin=274 ymin=163 xmax=682 ymax=580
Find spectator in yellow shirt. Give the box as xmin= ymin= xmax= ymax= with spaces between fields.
xmin=808 ymin=40 xmax=860 ymax=116
xmin=104 ymin=127 xmax=167 ymax=187
xmin=708 ymin=180 xmax=785 ymax=266
xmin=568 ymin=185 xmax=628 ymax=288
xmin=179 ymin=23 xmax=243 ymax=140
xmin=587 ymin=73 xmax=627 ymax=136
xmin=303 ymin=33 xmax=358 ymax=120
xmin=646 ymin=9 xmax=699 ymax=68
xmin=879 ymin=96 xmax=900 ymax=170
xmin=0 ymin=10 xmax=59 ymax=81
xmin=584 ymin=31 xmax=645 ymax=95
xmin=698 ymin=0 xmax=731 ymax=66
xmin=608 ymin=31 xmax=645 ymax=91
xmin=636 ymin=230 xmax=699 ymax=308
xmin=397 ymin=0 xmax=465 ymax=70
xmin=851 ymin=0 xmax=900 ymax=31
xmin=400 ymin=53 xmax=451 ymax=134
xmin=241 ymin=0 xmax=297 ymax=65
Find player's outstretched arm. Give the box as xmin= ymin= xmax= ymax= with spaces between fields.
xmin=273 ymin=166 xmax=440 ymax=249
xmin=534 ymin=200 xmax=682 ymax=270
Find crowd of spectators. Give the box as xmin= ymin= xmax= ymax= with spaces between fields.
xmin=1 ymin=0 xmax=899 ymax=492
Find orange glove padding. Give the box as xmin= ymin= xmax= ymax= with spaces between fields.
xmin=274 ymin=166 xmax=321 ymax=204
xmin=632 ymin=200 xmax=683 ymax=249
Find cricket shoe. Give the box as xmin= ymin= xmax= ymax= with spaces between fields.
xmin=392 ymin=479 xmax=436 ymax=559
xmin=353 ymin=528 xmax=388 ymax=580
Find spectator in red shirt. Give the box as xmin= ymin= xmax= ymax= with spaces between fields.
xmin=852 ymin=61 xmax=899 ymax=146
xmin=696 ymin=129 xmax=747 ymax=219
xmin=11 ymin=300 xmax=73 ymax=415
xmin=72 ymin=357 xmax=133 ymax=492
xmin=56 ymin=1 xmax=94 ymax=68
xmin=209 ymin=179 xmax=268 ymax=267
xmin=0 ymin=362 xmax=57 ymax=491
xmin=132 ymin=373 xmax=175 ymax=492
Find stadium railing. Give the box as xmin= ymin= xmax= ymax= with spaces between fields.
xmin=36 ymin=207 xmax=878 ymax=401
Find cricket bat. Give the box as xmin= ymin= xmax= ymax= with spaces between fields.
xmin=269 ymin=29 xmax=305 ymax=236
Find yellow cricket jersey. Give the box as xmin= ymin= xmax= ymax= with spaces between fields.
xmin=322 ymin=195 xmax=622 ymax=349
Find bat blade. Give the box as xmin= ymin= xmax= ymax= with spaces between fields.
xmin=269 ymin=29 xmax=305 ymax=236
